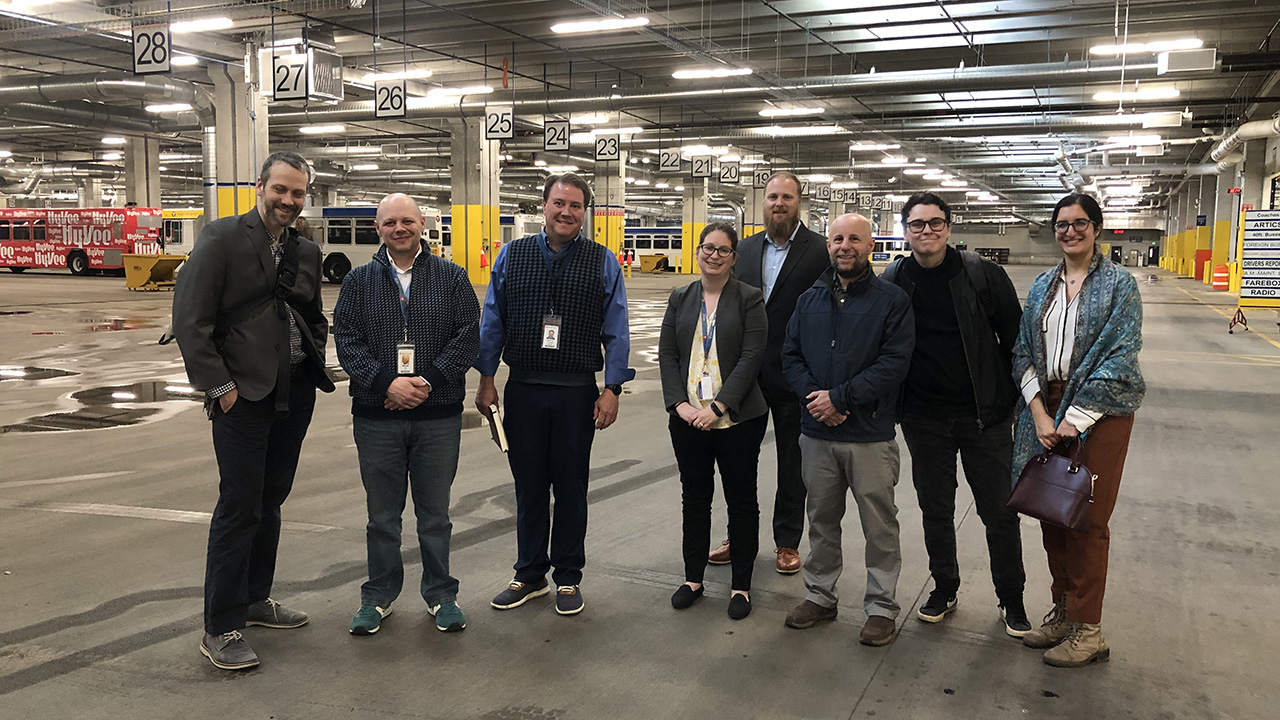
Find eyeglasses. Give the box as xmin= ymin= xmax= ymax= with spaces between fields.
xmin=905 ymin=218 xmax=948 ymax=233
xmin=698 ymin=244 xmax=735 ymax=258
xmin=1053 ymin=219 xmax=1098 ymax=234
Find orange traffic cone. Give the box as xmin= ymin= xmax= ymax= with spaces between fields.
xmin=480 ymin=249 xmax=488 ymax=268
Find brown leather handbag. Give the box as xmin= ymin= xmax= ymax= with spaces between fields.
xmin=1008 ymin=441 xmax=1096 ymax=531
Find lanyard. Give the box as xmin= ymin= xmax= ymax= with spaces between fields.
xmin=387 ymin=261 xmax=411 ymax=343
xmin=700 ymin=298 xmax=716 ymax=359
xmin=540 ymin=232 xmax=580 ymax=315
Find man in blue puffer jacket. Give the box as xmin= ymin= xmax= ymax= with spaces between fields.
xmin=779 ymin=213 xmax=915 ymax=647
xmin=333 ymin=193 xmax=480 ymax=636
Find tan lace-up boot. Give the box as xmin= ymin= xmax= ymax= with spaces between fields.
xmin=1022 ymin=594 xmax=1071 ymax=649
xmin=1043 ymin=622 xmax=1110 ymax=668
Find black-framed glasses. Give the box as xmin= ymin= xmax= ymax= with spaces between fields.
xmin=1053 ymin=219 xmax=1097 ymax=233
xmin=698 ymin=244 xmax=735 ymax=258
xmin=905 ymin=218 xmax=948 ymax=233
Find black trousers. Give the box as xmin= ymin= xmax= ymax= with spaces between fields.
xmin=900 ymin=412 xmax=1025 ymax=604
xmin=205 ymin=376 xmax=316 ymax=634
xmin=669 ymin=414 xmax=767 ymax=591
xmin=504 ymin=381 xmax=598 ymax=588
xmin=766 ymin=395 xmax=806 ymax=549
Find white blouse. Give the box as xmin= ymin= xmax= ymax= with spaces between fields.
xmin=1020 ymin=274 xmax=1103 ymax=432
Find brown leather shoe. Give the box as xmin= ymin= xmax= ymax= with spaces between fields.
xmin=707 ymin=539 xmax=732 ymax=565
xmin=784 ymin=599 xmax=838 ymax=629
xmin=859 ymin=615 xmax=898 ymax=646
xmin=775 ymin=547 xmax=801 ymax=574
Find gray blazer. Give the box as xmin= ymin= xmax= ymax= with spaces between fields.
xmin=734 ymin=222 xmax=831 ymax=400
xmin=658 ymin=276 xmax=769 ymax=422
xmin=173 ymin=208 xmax=334 ymax=401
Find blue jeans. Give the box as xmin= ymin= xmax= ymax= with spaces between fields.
xmin=352 ymin=413 xmax=462 ymax=607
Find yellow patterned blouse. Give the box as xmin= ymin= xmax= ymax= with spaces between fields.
xmin=685 ymin=307 xmax=736 ymax=429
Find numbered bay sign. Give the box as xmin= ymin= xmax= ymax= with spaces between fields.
xmin=485 ymin=106 xmax=514 ymax=140
xmin=719 ymin=161 xmax=740 ymax=184
xmin=544 ymin=120 xmax=570 ymax=152
xmin=691 ymin=156 xmax=712 ymax=178
xmin=133 ymin=24 xmax=171 ymax=75
xmin=374 ymin=79 xmax=407 ymax=119
xmin=594 ymin=135 xmax=621 ymax=161
xmin=815 ymin=185 xmax=832 ymax=201
xmin=753 ymin=169 xmax=770 ymax=189
xmin=272 ymin=53 xmax=308 ymax=101
xmin=832 ymin=189 xmax=847 ymax=203
xmin=659 ymin=148 xmax=682 ymax=172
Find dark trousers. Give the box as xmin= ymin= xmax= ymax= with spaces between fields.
xmin=901 ymin=412 xmax=1025 ymax=604
xmin=1041 ymin=381 xmax=1134 ymax=624
xmin=504 ymin=381 xmax=598 ymax=588
xmin=765 ymin=394 xmax=806 ymax=549
xmin=669 ymin=414 xmax=767 ymax=591
xmin=205 ymin=377 xmax=316 ymax=634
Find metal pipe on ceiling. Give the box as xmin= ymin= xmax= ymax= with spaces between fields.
xmin=1209 ymin=116 xmax=1280 ymax=162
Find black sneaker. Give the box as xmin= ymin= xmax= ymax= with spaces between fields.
xmin=555 ymin=585 xmax=585 ymax=616
xmin=917 ymin=590 xmax=957 ymax=623
xmin=1000 ymin=601 xmax=1032 ymax=638
xmin=491 ymin=578 xmax=550 ymax=609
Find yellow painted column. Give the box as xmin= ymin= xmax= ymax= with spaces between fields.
xmin=450 ymin=204 xmax=500 ymax=285
xmin=680 ymin=179 xmax=709 ymax=274
xmin=449 ymin=117 xmax=500 ymax=285
xmin=593 ymin=206 xmax=625 ymax=259
xmin=216 ymin=185 xmax=256 ymax=219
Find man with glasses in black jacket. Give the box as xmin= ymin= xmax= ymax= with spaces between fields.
xmin=880 ymin=192 xmax=1031 ymax=638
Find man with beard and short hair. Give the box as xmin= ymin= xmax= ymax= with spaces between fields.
xmin=174 ymin=151 xmax=336 ymax=671
xmin=722 ymin=171 xmax=830 ymax=575
xmin=879 ymin=192 xmax=1029 ymax=636
xmin=778 ymin=213 xmax=914 ymax=647
xmin=334 ymin=193 xmax=481 ymax=636
xmin=476 ymin=172 xmax=635 ymax=617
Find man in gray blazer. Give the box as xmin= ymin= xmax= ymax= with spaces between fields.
xmin=173 ymin=151 xmax=335 ymax=671
xmin=719 ymin=171 xmax=832 ymax=575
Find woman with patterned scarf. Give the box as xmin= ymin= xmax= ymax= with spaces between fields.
xmin=1011 ymin=193 xmax=1145 ymax=668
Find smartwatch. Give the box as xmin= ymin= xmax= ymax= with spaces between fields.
xmin=605 ymin=383 xmax=623 ymax=397
xmin=710 ymin=402 xmax=724 ymax=417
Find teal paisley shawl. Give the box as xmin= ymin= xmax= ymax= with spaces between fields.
xmin=1010 ymin=251 xmax=1145 ymax=482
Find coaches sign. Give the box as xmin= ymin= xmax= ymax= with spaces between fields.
xmin=1240 ymin=210 xmax=1280 ymax=307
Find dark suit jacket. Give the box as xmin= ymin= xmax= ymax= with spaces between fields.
xmin=658 ymin=277 xmax=768 ymax=423
xmin=734 ymin=222 xmax=830 ymax=400
xmin=173 ymin=208 xmax=334 ymax=401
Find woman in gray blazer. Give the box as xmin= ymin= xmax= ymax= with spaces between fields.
xmin=658 ymin=222 xmax=769 ymax=620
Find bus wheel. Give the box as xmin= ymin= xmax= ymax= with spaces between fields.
xmin=323 ymin=254 xmax=351 ymax=283
xmin=8 ymin=267 xmax=26 ymax=273
xmin=67 ymin=252 xmax=90 ymax=276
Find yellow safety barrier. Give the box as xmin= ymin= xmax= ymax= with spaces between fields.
xmin=639 ymin=254 xmax=670 ymax=273
xmin=123 ymin=254 xmax=186 ymax=291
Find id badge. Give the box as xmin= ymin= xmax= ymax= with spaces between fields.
xmin=396 ymin=344 xmax=416 ymax=375
xmin=541 ymin=314 xmax=562 ymax=350
xmin=698 ymin=374 xmax=714 ymax=400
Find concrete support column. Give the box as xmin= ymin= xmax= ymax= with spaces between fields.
xmin=311 ymin=184 xmax=338 ymax=208
xmin=1213 ymin=169 xmax=1239 ymax=272
xmin=77 ymin=178 xmax=103 ymax=207
xmin=449 ymin=117 xmax=500 ymax=284
xmin=1239 ymin=139 xmax=1268 ymax=263
xmin=680 ymin=179 xmax=708 ymax=274
xmin=593 ymin=150 xmax=626 ymax=258
xmin=211 ymin=63 xmax=268 ymax=219
xmin=124 ymin=137 xmax=161 ymax=207
xmin=1188 ymin=177 xmax=1213 ymax=278
xmin=742 ymin=186 xmax=764 ymax=237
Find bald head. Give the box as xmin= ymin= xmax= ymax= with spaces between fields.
xmin=827 ymin=213 xmax=874 ymax=282
xmin=376 ymin=192 xmax=426 ymax=267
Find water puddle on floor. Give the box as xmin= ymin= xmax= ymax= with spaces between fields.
xmin=2 ymin=380 xmax=200 ymax=433
xmin=0 ymin=366 xmax=78 ymax=381
xmin=81 ymin=317 xmax=159 ymax=332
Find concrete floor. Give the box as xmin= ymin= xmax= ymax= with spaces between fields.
xmin=0 ymin=263 xmax=1276 ymax=719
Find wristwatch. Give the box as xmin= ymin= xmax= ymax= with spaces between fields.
xmin=605 ymin=383 xmax=623 ymax=396
xmin=710 ymin=402 xmax=724 ymax=417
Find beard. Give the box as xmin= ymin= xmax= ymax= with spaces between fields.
xmin=832 ymin=255 xmax=871 ymax=280
xmin=765 ymin=210 xmax=798 ymax=240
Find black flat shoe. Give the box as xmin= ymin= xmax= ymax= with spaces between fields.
xmin=671 ymin=584 xmax=704 ymax=609
xmin=728 ymin=593 xmax=752 ymax=620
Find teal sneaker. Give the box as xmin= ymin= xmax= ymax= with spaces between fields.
xmin=349 ymin=604 xmax=392 ymax=635
xmin=429 ymin=600 xmax=467 ymax=632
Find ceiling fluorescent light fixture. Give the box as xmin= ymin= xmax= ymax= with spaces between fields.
xmin=903 ymin=168 xmax=940 ymax=176
xmin=759 ymin=107 xmax=825 ymax=117
xmin=672 ymin=67 xmax=752 ymax=79
xmin=145 ymin=103 xmax=193 ymax=113
xmin=881 ymin=155 xmax=909 ymax=164
xmin=1090 ymin=38 xmax=1202 ymax=56
xmin=571 ymin=113 xmax=610 ymax=125
xmin=551 ymin=16 xmax=649 ymax=34
xmin=807 ymin=174 xmax=834 ymax=183
xmin=427 ymin=85 xmax=494 ymax=97
xmin=591 ymin=127 xmax=644 ymax=135
xmin=170 ymin=55 xmax=200 ymax=66
xmin=1107 ymin=134 xmax=1162 ymax=145
xmin=101 ymin=137 xmax=127 ymax=145
xmin=940 ymin=179 xmax=968 ymax=187
xmin=0 ymin=150 xmax=11 ymax=158
xmin=1093 ymin=87 xmax=1180 ymax=102
xmin=170 ymin=16 xmax=233 ymax=34
xmin=102 ymin=152 xmax=122 ymax=161
xmin=757 ymin=125 xmax=844 ymax=137
xmin=363 ymin=69 xmax=432 ymax=83
xmin=350 ymin=164 xmax=379 ymax=171
xmin=849 ymin=142 xmax=901 ymax=151
xmin=298 ymin=124 xmax=346 ymax=134
xmin=545 ymin=165 xmax=579 ymax=172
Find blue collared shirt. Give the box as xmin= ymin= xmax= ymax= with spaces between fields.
xmin=476 ymin=231 xmax=635 ymax=385
xmin=761 ymin=222 xmax=801 ymax=302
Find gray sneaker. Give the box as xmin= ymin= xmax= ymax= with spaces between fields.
xmin=246 ymin=598 xmax=309 ymax=629
xmin=199 ymin=631 xmax=259 ymax=671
